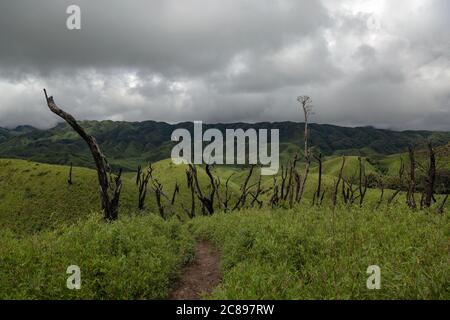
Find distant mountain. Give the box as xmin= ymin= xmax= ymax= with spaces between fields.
xmin=0 ymin=120 xmax=449 ymax=171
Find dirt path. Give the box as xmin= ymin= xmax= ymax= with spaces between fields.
xmin=170 ymin=241 xmax=220 ymax=300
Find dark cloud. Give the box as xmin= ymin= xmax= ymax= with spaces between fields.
xmin=0 ymin=0 xmax=449 ymax=130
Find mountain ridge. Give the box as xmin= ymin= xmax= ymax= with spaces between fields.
xmin=0 ymin=120 xmax=449 ymax=171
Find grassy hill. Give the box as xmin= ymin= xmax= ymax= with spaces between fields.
xmin=0 ymin=158 xmax=244 ymax=234
xmin=0 ymin=157 xmax=449 ymax=299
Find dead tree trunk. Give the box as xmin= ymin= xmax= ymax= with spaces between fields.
xmin=358 ymin=157 xmax=368 ymax=207
xmin=137 ymin=165 xmax=152 ymax=210
xmin=189 ymin=164 xmax=214 ymax=215
xmin=387 ymin=160 xmax=405 ymax=205
xmin=68 ymin=162 xmax=73 ymax=185
xmin=171 ymin=182 xmax=180 ymax=205
xmin=250 ymin=173 xmax=262 ymax=208
xmin=269 ymin=176 xmax=280 ymax=208
xmin=44 ymin=89 xmax=122 ymax=221
xmin=423 ymin=142 xmax=436 ymax=208
xmin=233 ymin=165 xmax=255 ymax=210
xmin=437 ymin=194 xmax=448 ymax=214
xmin=136 ymin=165 xmax=142 ymax=186
xmin=387 ymin=190 xmax=401 ymax=205
xmin=332 ymin=156 xmax=345 ymax=208
xmin=153 ymin=180 xmax=165 ymax=219
xmin=185 ymin=169 xmax=196 ymax=218
xmin=222 ymin=173 xmax=235 ymax=211
xmin=313 ymin=153 xmax=323 ymax=205
xmin=406 ymin=145 xmax=417 ymax=209
xmin=296 ymin=96 xmax=313 ymax=204
xmin=280 ymin=165 xmax=288 ymax=200
xmin=375 ymin=180 xmax=384 ymax=209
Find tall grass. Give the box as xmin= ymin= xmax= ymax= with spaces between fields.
xmin=190 ymin=205 xmax=449 ymax=299
xmin=0 ymin=214 xmax=195 ymax=299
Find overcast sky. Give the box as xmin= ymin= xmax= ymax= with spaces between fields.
xmin=0 ymin=0 xmax=449 ymax=130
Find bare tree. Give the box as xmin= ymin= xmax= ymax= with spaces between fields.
xmin=423 ymin=142 xmax=436 ymax=208
xmin=68 ymin=162 xmax=73 ymax=185
xmin=375 ymin=180 xmax=385 ymax=209
xmin=342 ymin=176 xmax=359 ymax=205
xmin=388 ymin=159 xmax=405 ymax=205
xmin=296 ymin=96 xmax=313 ymax=204
xmin=313 ymin=153 xmax=325 ymax=205
xmin=44 ymin=89 xmax=122 ymax=220
xmin=249 ymin=173 xmax=264 ymax=208
xmin=406 ymin=145 xmax=417 ymax=209
xmin=232 ymin=165 xmax=255 ymax=210
xmin=137 ymin=165 xmax=152 ymax=210
xmin=437 ymin=194 xmax=449 ymax=214
xmin=358 ymin=157 xmax=368 ymax=207
xmin=171 ymin=182 xmax=180 ymax=205
xmin=221 ymin=172 xmax=235 ymax=211
xmin=184 ymin=169 xmax=196 ymax=218
xmin=297 ymin=96 xmax=313 ymax=159
xmin=136 ymin=165 xmax=142 ymax=186
xmin=269 ymin=175 xmax=280 ymax=208
xmin=332 ymin=156 xmax=345 ymax=208
xmin=188 ymin=164 xmax=214 ymax=215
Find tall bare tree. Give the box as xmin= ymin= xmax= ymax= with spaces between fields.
xmin=296 ymin=95 xmax=313 ymax=204
xmin=137 ymin=165 xmax=152 ymax=210
xmin=406 ymin=145 xmax=417 ymax=209
xmin=313 ymin=153 xmax=324 ymax=205
xmin=423 ymin=142 xmax=436 ymax=208
xmin=68 ymin=162 xmax=73 ymax=185
xmin=44 ymin=89 xmax=122 ymax=220
xmin=358 ymin=157 xmax=368 ymax=207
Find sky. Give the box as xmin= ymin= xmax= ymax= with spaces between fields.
xmin=0 ymin=0 xmax=449 ymax=131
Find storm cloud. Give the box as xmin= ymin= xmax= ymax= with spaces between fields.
xmin=0 ymin=0 xmax=449 ymax=130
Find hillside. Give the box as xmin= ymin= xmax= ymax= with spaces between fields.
xmin=0 ymin=121 xmax=449 ymax=171
xmin=0 ymin=157 xmax=449 ymax=299
xmin=0 ymin=158 xmax=243 ymax=234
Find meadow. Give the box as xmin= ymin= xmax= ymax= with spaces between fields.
xmin=0 ymin=157 xmax=448 ymax=299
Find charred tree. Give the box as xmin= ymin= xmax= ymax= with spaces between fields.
xmin=437 ymin=194 xmax=449 ymax=214
xmin=387 ymin=160 xmax=405 ymax=205
xmin=171 ymin=182 xmax=180 ymax=205
xmin=423 ymin=142 xmax=436 ymax=208
xmin=68 ymin=162 xmax=73 ymax=185
xmin=358 ymin=157 xmax=368 ymax=207
xmin=375 ymin=180 xmax=385 ymax=209
xmin=136 ymin=165 xmax=142 ymax=186
xmin=44 ymin=89 xmax=122 ymax=221
xmin=184 ymin=169 xmax=196 ymax=218
xmin=313 ymin=153 xmax=323 ymax=205
xmin=296 ymin=96 xmax=313 ymax=204
xmin=269 ymin=176 xmax=280 ymax=208
xmin=137 ymin=165 xmax=152 ymax=210
xmin=406 ymin=145 xmax=417 ymax=209
xmin=188 ymin=164 xmax=214 ymax=215
xmin=332 ymin=156 xmax=345 ymax=208
xmin=233 ymin=165 xmax=255 ymax=210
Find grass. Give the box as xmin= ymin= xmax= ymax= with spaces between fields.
xmin=0 ymin=213 xmax=195 ymax=299
xmin=0 ymin=158 xmax=449 ymax=300
xmin=189 ymin=206 xmax=449 ymax=299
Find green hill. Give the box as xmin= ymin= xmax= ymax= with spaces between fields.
xmin=0 ymin=158 xmax=244 ymax=234
xmin=1 ymin=121 xmax=449 ymax=171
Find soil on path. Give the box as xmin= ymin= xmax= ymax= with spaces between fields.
xmin=170 ymin=241 xmax=220 ymax=300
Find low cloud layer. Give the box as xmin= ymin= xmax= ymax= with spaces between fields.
xmin=0 ymin=0 xmax=449 ymax=130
